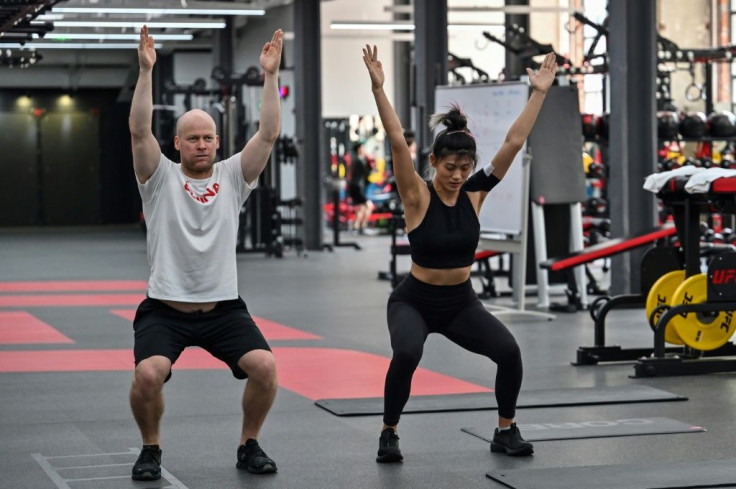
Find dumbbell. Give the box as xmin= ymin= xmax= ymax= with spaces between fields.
xmin=682 ymin=157 xmax=701 ymax=167
xmin=699 ymin=158 xmax=714 ymax=168
xmin=584 ymin=197 xmax=608 ymax=217
xmin=722 ymin=227 xmax=735 ymax=245
xmin=587 ymin=162 xmax=606 ymax=178
xmin=661 ymin=157 xmax=681 ymax=171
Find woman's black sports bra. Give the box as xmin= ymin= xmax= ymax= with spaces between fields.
xmin=408 ymin=182 xmax=480 ymax=269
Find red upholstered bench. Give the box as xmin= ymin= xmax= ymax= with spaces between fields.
xmin=540 ymin=224 xmax=677 ymax=273
xmin=538 ymin=223 xmax=677 ymax=311
xmin=474 ymin=250 xmax=503 ymax=299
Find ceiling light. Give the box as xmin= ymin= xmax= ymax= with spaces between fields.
xmin=330 ymin=22 xmax=414 ymax=31
xmin=53 ymin=7 xmax=264 ymax=16
xmin=0 ymin=42 xmax=163 ymax=50
xmin=40 ymin=33 xmax=194 ymax=41
xmin=35 ymin=14 xmax=64 ymax=21
xmin=448 ymin=24 xmax=505 ymax=31
xmin=384 ymin=5 xmax=581 ymax=14
xmin=329 ymin=22 xmax=503 ymax=31
xmin=50 ymin=20 xmax=226 ymax=29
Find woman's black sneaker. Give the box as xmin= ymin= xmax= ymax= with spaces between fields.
xmin=237 ymin=439 xmax=277 ymax=474
xmin=490 ymin=423 xmax=534 ymax=456
xmin=376 ymin=428 xmax=403 ymax=463
xmin=132 ymin=445 xmax=162 ymax=481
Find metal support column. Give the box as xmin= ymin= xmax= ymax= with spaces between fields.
xmin=294 ymin=0 xmax=324 ymax=250
xmin=393 ymin=0 xmax=412 ymax=128
xmin=212 ymin=19 xmax=235 ymax=157
xmin=608 ymin=0 xmax=658 ymax=294
xmin=504 ymin=0 xmax=529 ymax=80
xmin=413 ymin=0 xmax=447 ymax=175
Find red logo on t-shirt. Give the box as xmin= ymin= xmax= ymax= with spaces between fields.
xmin=184 ymin=182 xmax=220 ymax=203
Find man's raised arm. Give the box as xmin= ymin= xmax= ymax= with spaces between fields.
xmin=241 ymin=29 xmax=283 ymax=185
xmin=129 ymin=25 xmax=162 ymax=184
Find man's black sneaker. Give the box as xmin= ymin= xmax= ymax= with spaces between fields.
xmin=132 ymin=445 xmax=162 ymax=481
xmin=376 ymin=428 xmax=403 ymax=463
xmin=490 ymin=423 xmax=534 ymax=456
xmin=237 ymin=439 xmax=277 ymax=474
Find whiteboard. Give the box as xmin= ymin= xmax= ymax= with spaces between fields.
xmin=434 ymin=82 xmax=528 ymax=235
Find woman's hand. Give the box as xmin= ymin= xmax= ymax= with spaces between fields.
xmin=362 ymin=44 xmax=385 ymax=90
xmin=527 ymin=52 xmax=557 ymax=94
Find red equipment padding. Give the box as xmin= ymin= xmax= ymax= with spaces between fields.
xmin=540 ymin=224 xmax=677 ymax=272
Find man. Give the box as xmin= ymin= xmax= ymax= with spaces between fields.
xmin=128 ymin=25 xmax=283 ymax=481
xmin=347 ymin=141 xmax=374 ymax=233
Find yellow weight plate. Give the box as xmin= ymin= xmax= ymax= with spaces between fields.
xmin=645 ymin=270 xmax=685 ymax=345
xmin=671 ymin=274 xmax=736 ymax=351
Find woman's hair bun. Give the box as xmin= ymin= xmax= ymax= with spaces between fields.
xmin=429 ymin=103 xmax=468 ymax=132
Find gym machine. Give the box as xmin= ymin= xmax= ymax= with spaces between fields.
xmin=634 ymin=172 xmax=736 ymax=377
xmin=322 ymin=119 xmax=360 ymax=251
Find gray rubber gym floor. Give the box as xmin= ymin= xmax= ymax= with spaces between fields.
xmin=1 ymin=226 xmax=735 ymax=489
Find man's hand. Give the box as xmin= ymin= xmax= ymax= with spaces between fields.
xmin=260 ymin=29 xmax=283 ymax=76
xmin=138 ymin=25 xmax=156 ymax=71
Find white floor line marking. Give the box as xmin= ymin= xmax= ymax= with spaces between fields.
xmin=43 ymin=452 xmax=134 ymax=459
xmin=33 ymin=449 xmax=190 ymax=489
xmin=55 ymin=463 xmax=132 ymax=470
xmin=31 ymin=454 xmax=73 ymax=489
xmin=64 ymin=475 xmax=130 ymax=482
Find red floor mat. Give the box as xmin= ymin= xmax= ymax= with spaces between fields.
xmin=273 ymin=347 xmax=491 ymax=400
xmin=0 ymin=311 xmax=74 ymax=344
xmin=0 ymin=347 xmax=490 ymax=400
xmin=0 ymin=280 xmax=147 ymax=292
xmin=0 ymin=294 xmax=145 ymax=307
xmin=110 ymin=310 xmax=322 ymax=341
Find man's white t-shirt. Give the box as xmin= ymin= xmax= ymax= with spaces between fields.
xmin=137 ymin=152 xmax=256 ymax=302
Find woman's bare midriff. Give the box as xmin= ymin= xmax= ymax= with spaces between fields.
xmin=161 ymin=299 xmax=218 ymax=314
xmin=410 ymin=262 xmax=472 ymax=286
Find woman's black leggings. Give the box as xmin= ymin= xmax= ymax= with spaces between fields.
xmin=383 ymin=274 xmax=523 ymax=426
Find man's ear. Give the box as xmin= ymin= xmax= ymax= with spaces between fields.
xmin=174 ymin=135 xmax=181 ymax=151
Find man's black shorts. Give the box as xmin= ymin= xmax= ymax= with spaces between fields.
xmin=133 ymin=297 xmax=271 ymax=380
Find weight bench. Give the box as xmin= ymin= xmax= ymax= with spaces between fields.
xmin=539 ymin=224 xmax=677 ymax=313
xmin=472 ymin=250 xmax=503 ymax=299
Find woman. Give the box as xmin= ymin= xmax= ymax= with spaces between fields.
xmin=362 ymin=45 xmax=556 ymax=462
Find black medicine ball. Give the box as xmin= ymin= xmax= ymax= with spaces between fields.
xmin=707 ymin=111 xmax=736 ymax=138
xmin=656 ymin=111 xmax=679 ymax=139
xmin=678 ymin=112 xmax=707 ymax=138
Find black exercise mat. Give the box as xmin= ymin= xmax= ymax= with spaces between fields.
xmin=486 ymin=459 xmax=736 ymax=489
xmin=314 ymin=385 xmax=686 ymax=416
xmin=462 ymin=416 xmax=705 ymax=443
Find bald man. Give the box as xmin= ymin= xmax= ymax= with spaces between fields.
xmin=127 ymin=25 xmax=283 ymax=481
